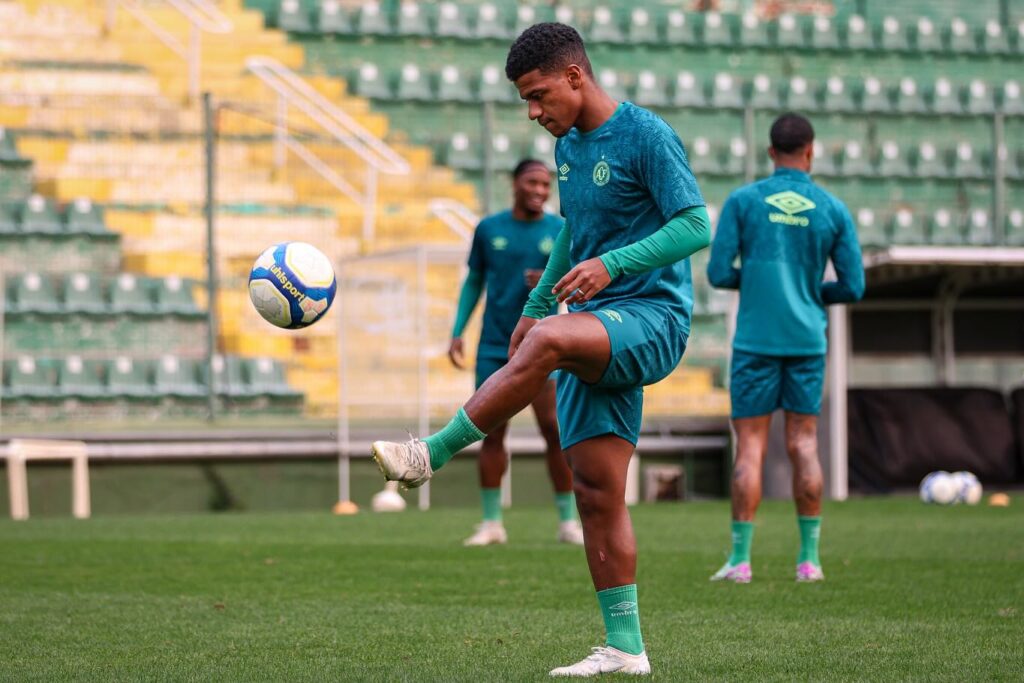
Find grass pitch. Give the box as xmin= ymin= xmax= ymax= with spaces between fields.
xmin=0 ymin=498 xmax=1020 ymax=681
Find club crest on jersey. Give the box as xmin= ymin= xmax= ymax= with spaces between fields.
xmin=765 ymin=190 xmax=816 ymax=227
xmin=491 ymin=236 xmax=509 ymax=250
xmin=538 ymin=236 xmax=554 ymax=255
xmin=592 ymin=160 xmax=611 ymax=186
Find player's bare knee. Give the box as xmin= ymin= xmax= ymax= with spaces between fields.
xmin=522 ymin=319 xmax=566 ymax=367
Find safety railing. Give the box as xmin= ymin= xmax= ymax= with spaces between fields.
xmin=428 ymin=198 xmax=478 ymax=242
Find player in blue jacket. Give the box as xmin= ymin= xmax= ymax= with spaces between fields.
xmin=707 ymin=113 xmax=865 ymax=584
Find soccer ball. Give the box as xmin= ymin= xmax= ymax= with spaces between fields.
xmin=371 ymin=482 xmax=407 ymax=512
xmin=919 ymin=471 xmax=958 ymax=505
xmin=950 ymin=471 xmax=983 ymax=505
xmin=248 ymin=242 xmax=336 ymax=329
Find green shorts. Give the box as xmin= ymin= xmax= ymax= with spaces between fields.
xmin=729 ymin=350 xmax=826 ymax=418
xmin=556 ymin=303 xmax=688 ymax=450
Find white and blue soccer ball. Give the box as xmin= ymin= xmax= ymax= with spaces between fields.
xmin=248 ymin=242 xmax=336 ymax=329
xmin=950 ymin=471 xmax=983 ymax=505
xmin=919 ymin=471 xmax=958 ymax=505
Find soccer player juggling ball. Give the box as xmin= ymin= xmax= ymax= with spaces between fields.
xmin=373 ymin=23 xmax=710 ymax=676
xmin=707 ymin=113 xmax=865 ymax=584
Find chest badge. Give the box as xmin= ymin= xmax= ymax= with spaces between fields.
xmin=538 ymin=236 xmax=554 ymax=255
xmin=491 ymin=236 xmax=509 ymax=250
xmin=592 ymin=160 xmax=610 ymax=187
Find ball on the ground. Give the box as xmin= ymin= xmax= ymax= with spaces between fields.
xmin=950 ymin=471 xmax=983 ymax=505
xmin=371 ymin=483 xmax=407 ymax=512
xmin=919 ymin=471 xmax=958 ymax=505
xmin=248 ymin=242 xmax=336 ymax=329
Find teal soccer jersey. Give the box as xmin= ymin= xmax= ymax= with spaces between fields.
xmin=555 ymin=102 xmax=705 ymax=333
xmin=707 ymin=167 xmax=865 ymax=356
xmin=468 ymin=209 xmax=562 ymax=359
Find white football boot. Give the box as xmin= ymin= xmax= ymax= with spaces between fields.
xmin=549 ymin=646 xmax=651 ymax=677
xmin=463 ymin=520 xmax=508 ymax=546
xmin=371 ymin=438 xmax=432 ymax=489
xmin=709 ymin=561 xmax=752 ymax=584
xmin=557 ymin=520 xmax=585 ymax=545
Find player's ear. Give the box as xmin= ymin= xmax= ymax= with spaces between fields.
xmin=767 ymin=147 xmax=778 ymax=163
xmin=566 ymin=64 xmax=583 ymax=90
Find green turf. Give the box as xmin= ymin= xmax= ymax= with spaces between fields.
xmin=0 ymin=498 xmax=1021 ymax=681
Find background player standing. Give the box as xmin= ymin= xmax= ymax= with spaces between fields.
xmin=707 ymin=113 xmax=865 ymax=584
xmin=448 ymin=158 xmax=583 ymax=547
xmin=372 ymin=23 xmax=710 ymax=676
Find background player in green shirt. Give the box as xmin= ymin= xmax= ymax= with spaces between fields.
xmin=707 ymin=113 xmax=865 ymax=584
xmin=372 ymin=23 xmax=710 ymax=676
xmin=448 ymin=159 xmax=583 ymax=547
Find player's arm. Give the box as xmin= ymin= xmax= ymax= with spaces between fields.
xmin=706 ymin=195 xmax=742 ymax=290
xmin=821 ymin=204 xmax=866 ymax=304
xmin=599 ymin=205 xmax=711 ymax=279
xmin=450 ymin=227 xmax=488 ymax=368
xmin=509 ymin=225 xmax=572 ymax=358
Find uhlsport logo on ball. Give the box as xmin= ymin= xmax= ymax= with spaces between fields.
xmin=248 ymin=242 xmax=337 ymax=329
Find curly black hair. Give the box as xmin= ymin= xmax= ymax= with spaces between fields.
xmin=505 ymin=22 xmax=593 ymax=82
xmin=770 ymin=113 xmax=815 ymax=153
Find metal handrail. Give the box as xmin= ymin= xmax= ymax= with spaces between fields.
xmin=428 ymin=198 xmax=478 ymax=242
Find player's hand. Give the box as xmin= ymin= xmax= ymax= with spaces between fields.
xmin=448 ymin=337 xmax=466 ymax=369
xmin=524 ymin=269 xmax=544 ymax=289
xmin=553 ymin=257 xmax=611 ymax=305
xmin=508 ymin=316 xmax=539 ymax=359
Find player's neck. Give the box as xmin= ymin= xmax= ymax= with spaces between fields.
xmin=774 ymin=161 xmax=811 ymax=174
xmin=511 ymin=206 xmax=543 ymax=222
xmin=575 ymin=86 xmax=620 ymax=134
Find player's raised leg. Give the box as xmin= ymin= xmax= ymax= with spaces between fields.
xmin=785 ymin=411 xmax=825 ymax=582
xmin=549 ymin=435 xmax=650 ymax=677
xmin=710 ymin=415 xmax=770 ymax=583
xmin=463 ymin=421 xmax=510 ymax=546
xmin=531 ymin=380 xmax=583 ymax=544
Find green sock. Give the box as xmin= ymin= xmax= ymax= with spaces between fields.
xmin=728 ymin=520 xmax=755 ymax=565
xmin=424 ymin=408 xmax=486 ymax=472
xmin=596 ymin=584 xmax=644 ymax=655
xmin=480 ymin=488 xmax=502 ymax=522
xmin=798 ymin=516 xmax=821 ymax=566
xmin=554 ymin=492 xmax=576 ymax=523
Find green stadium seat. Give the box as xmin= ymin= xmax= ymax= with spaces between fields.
xmin=877 ymin=140 xmax=912 ymax=177
xmin=20 ymin=194 xmax=62 ymax=234
xmin=839 ymin=141 xmax=872 ymax=177
xmin=1006 ymin=209 xmax=1024 ymax=245
xmin=154 ymin=355 xmax=205 ymax=399
xmin=928 ymin=208 xmax=963 ymax=245
xmin=352 ymin=63 xmax=392 ymax=100
xmin=528 ymin=135 xmax=555 ymax=169
xmin=210 ymin=355 xmax=248 ymax=398
xmin=980 ymin=19 xmax=1011 ymax=54
xmin=774 ymin=14 xmax=807 ymax=50
xmin=514 ymin=5 xmax=551 ymax=37
xmin=436 ymin=65 xmax=473 ymax=103
xmin=709 ymin=73 xmax=743 ymax=109
xmin=626 ymin=8 xmax=658 ymax=45
xmin=946 ymin=17 xmax=978 ymax=54
xmin=912 ymin=17 xmax=943 ymax=52
xmin=739 ymin=13 xmax=770 ymax=48
xmin=855 ymin=208 xmax=889 ymax=247
xmin=478 ymin=65 xmax=515 ymax=103
xmin=552 ymin=6 xmax=575 ymax=31
xmin=633 ymin=70 xmax=668 ymax=108
xmin=246 ymin=357 xmax=302 ymax=398
xmin=277 ymin=0 xmax=312 ymax=33
xmin=963 ymin=79 xmax=996 ymax=114
xmin=756 ymin=147 xmax=774 ymax=177
xmin=748 ymin=74 xmax=781 ymax=110
xmin=107 ymin=356 xmax=153 ymax=398
xmin=687 ymin=137 xmax=718 ymax=175
xmin=155 ymin=276 xmax=201 ymax=315
xmin=589 ymin=6 xmax=624 ymax=44
xmin=395 ymin=1 xmax=431 ymax=37
xmin=929 ymin=78 xmax=958 ymax=115
xmin=435 ymin=2 xmax=471 ymax=39
xmin=110 ymin=273 xmax=156 ymax=315
xmin=1014 ymin=21 xmax=1024 ymax=57
xmin=950 ymin=142 xmax=986 ymax=179
xmin=821 ymin=77 xmax=857 ymax=113
xmin=65 ymin=198 xmax=108 ymax=235
xmin=701 ymin=12 xmax=734 ymax=48
xmin=966 ymin=208 xmax=994 ymax=244
xmin=62 ymin=272 xmax=107 ymax=314
xmin=672 ymin=71 xmax=707 ymax=108
xmin=488 ymin=134 xmax=519 ymax=172
xmin=395 ymin=63 xmax=433 ymax=102
xmin=858 ymin=77 xmax=892 ymax=114
xmin=597 ymin=69 xmax=628 ymax=103
xmin=888 ymin=208 xmax=927 ymax=244
xmin=473 ymin=3 xmax=507 ymax=40
xmin=317 ymin=0 xmax=353 ymax=36
xmin=810 ymin=142 xmax=836 ymax=177
xmin=720 ymin=137 xmax=748 ymax=177
xmin=664 ymin=10 xmax=699 ymax=46
xmin=911 ymin=141 xmax=948 ymax=178
xmin=998 ymin=80 xmax=1023 ymax=114
xmin=893 ymin=77 xmax=927 ymax=114
xmin=58 ymin=355 xmax=106 ymax=400
xmin=843 ymin=14 xmax=875 ymax=51
xmin=0 ymin=127 xmax=23 ymax=163
xmin=1005 ymin=148 xmax=1023 ymax=181
xmin=354 ymin=1 xmax=391 ymax=36
xmin=5 ymin=356 xmax=58 ymax=399
xmin=444 ymin=132 xmax=480 ymax=171
xmin=809 ymin=15 xmax=840 ymax=51
xmin=0 ymin=203 xmax=18 ymax=233
xmin=878 ymin=16 xmax=910 ymax=52
xmin=784 ymin=76 xmax=818 ymax=112
xmin=11 ymin=272 xmax=60 ymax=314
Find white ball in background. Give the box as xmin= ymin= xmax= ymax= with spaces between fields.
xmin=950 ymin=471 xmax=983 ymax=505
xmin=920 ymin=471 xmax=958 ymax=505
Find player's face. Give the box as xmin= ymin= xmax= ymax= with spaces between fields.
xmin=513 ymin=166 xmax=551 ymax=214
xmin=514 ymin=67 xmax=583 ymax=138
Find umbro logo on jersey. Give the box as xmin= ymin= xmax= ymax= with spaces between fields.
xmin=491 ymin=236 xmax=509 ymax=250
xmin=609 ymin=601 xmax=638 ymax=616
xmin=766 ymin=190 xmax=816 ymax=226
xmin=558 ymin=163 xmax=570 ymax=181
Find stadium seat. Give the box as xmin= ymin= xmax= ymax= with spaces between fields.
xmin=633 ymin=70 xmax=668 ymax=108
xmin=155 ymin=276 xmax=201 ymax=315
xmin=928 ymin=208 xmax=963 ymax=244
xmin=844 ymin=14 xmax=875 ymax=51
xmin=821 ymin=77 xmax=857 ymax=113
xmin=58 ymin=355 xmax=106 ymax=400
xmin=210 ymin=355 xmax=248 ymax=399
xmin=912 ymin=17 xmax=943 ymax=52
xmin=839 ymin=141 xmax=873 ymax=177
xmin=1005 ymin=147 xmax=1023 ymax=181
xmin=966 ymin=208 xmax=994 ymax=244
xmin=928 ymin=77 xmax=962 ymax=115
xmin=552 ymin=6 xmax=575 ymax=31
xmin=755 ymin=146 xmax=773 ymax=177
xmin=597 ymin=69 xmax=628 ymax=103
xmin=589 ymin=7 xmax=624 ymax=44
xmin=893 ymin=77 xmax=927 ymax=114
xmin=980 ymin=19 xmax=1011 ymax=54
xmin=626 ymin=8 xmax=658 ymax=45
xmin=436 ymin=65 xmax=473 ymax=103
xmin=876 ymin=140 xmax=912 ymax=177
xmin=1006 ymin=209 xmax=1024 ymax=245
xmin=355 ymin=1 xmax=391 ymax=36
xmin=687 ymin=137 xmax=717 ymax=175
xmin=528 ymin=135 xmax=555 ymax=169
xmin=748 ymin=74 xmax=781 ymax=110
xmin=784 ymin=76 xmax=818 ymax=112
xmin=10 ymin=272 xmax=60 ymax=314
xmin=435 ymin=2 xmax=471 ymax=39
xmin=855 ymin=208 xmax=888 ymax=247
xmin=912 ymin=141 xmax=948 ymax=178
xmin=20 ymin=194 xmax=62 ymax=234
xmin=739 ymin=13 xmax=770 ymax=48
xmin=62 ymin=272 xmax=107 ymax=314
xmin=277 ymin=0 xmax=312 ymax=33
xmin=395 ymin=1 xmax=431 ymax=37
xmin=809 ymin=15 xmax=841 ymax=51
xmin=154 ymin=356 xmax=205 ymax=399
xmin=0 ymin=127 xmax=23 ymax=163
xmin=664 ymin=10 xmax=699 ymax=46
xmin=488 ymin=134 xmax=519 ymax=172
xmin=720 ymin=138 xmax=748 ymax=177
xmin=998 ymin=80 xmax=1024 ymax=114
xmin=949 ymin=142 xmax=985 ymax=179
xmin=709 ymin=73 xmax=743 ymax=109
xmin=107 ymin=356 xmax=153 ymax=398
xmin=444 ymin=133 xmax=480 ymax=171
xmin=352 ymin=63 xmax=392 ymax=100
xmin=514 ymin=5 xmax=550 ymax=37
xmin=478 ymin=64 xmax=514 ymax=102
xmin=395 ymin=63 xmax=433 ymax=102
xmin=946 ymin=17 xmax=978 ymax=54
xmin=5 ymin=356 xmax=58 ymax=399
xmin=246 ymin=357 xmax=302 ymax=398
xmin=858 ymin=77 xmax=892 ymax=114
xmin=0 ymin=203 xmax=18 ymax=233
xmin=474 ymin=3 xmax=509 ymax=40
xmin=878 ymin=16 xmax=910 ymax=52
xmin=774 ymin=14 xmax=807 ymax=50
xmin=317 ymin=0 xmax=353 ymax=36
xmin=963 ymin=79 xmax=996 ymax=114
xmin=65 ymin=198 xmax=107 ymax=235
xmin=888 ymin=208 xmax=928 ymax=244
xmin=110 ymin=273 xmax=156 ymax=315
xmin=672 ymin=71 xmax=707 ymax=108
xmin=702 ymin=12 xmax=734 ymax=48
xmin=811 ymin=141 xmax=837 ymax=177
